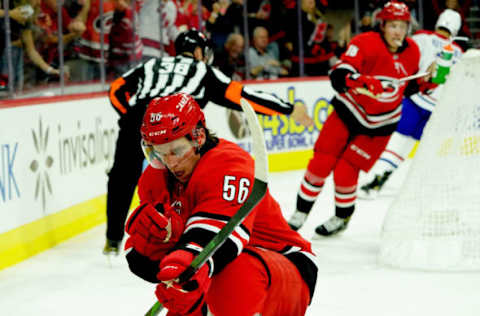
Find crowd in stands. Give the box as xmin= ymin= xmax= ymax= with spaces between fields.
xmin=0 ymin=0 xmax=477 ymax=96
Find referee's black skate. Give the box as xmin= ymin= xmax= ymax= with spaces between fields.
xmin=315 ymin=215 xmax=351 ymax=237
xmin=103 ymin=239 xmax=121 ymax=256
xmin=358 ymin=170 xmax=392 ymax=200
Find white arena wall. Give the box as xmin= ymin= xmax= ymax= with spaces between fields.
xmin=0 ymin=77 xmax=335 ymax=269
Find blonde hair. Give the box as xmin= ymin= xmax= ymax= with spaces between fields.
xmin=301 ymin=0 xmax=323 ymax=23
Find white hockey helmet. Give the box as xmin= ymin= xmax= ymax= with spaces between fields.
xmin=435 ymin=9 xmax=462 ymax=37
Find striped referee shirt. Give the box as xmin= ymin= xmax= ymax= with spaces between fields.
xmin=109 ymin=55 xmax=295 ymax=117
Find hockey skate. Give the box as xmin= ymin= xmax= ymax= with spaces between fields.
xmin=358 ymin=170 xmax=392 ymax=200
xmin=288 ymin=210 xmax=309 ymax=231
xmin=103 ymin=239 xmax=121 ymax=256
xmin=315 ymin=215 xmax=351 ymax=237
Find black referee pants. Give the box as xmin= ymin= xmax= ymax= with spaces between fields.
xmin=106 ymin=110 xmax=145 ymax=242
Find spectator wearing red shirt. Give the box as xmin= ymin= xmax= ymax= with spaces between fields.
xmin=107 ymin=0 xmax=142 ymax=77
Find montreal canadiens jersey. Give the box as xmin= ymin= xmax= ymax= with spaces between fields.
xmin=330 ymin=31 xmax=420 ymax=135
xmin=409 ymin=30 xmax=463 ymax=112
xmin=137 ymin=139 xmax=316 ymax=281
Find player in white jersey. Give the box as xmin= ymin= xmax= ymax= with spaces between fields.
xmin=358 ymin=9 xmax=464 ymax=199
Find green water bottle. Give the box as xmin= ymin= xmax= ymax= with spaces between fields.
xmin=432 ymin=43 xmax=454 ymax=84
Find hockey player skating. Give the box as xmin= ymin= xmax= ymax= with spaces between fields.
xmin=104 ymin=29 xmax=313 ymax=255
xmin=288 ymin=1 xmax=421 ymax=236
xmin=125 ymin=93 xmax=317 ymax=315
xmin=358 ymin=9 xmax=464 ymax=199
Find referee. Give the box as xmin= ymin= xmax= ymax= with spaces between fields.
xmin=104 ymin=29 xmax=313 ymax=255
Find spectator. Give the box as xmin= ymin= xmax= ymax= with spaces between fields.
xmin=266 ymin=1 xmax=293 ymax=69
xmin=209 ymin=0 xmax=274 ymax=39
xmin=221 ymin=0 xmax=244 ymax=34
xmin=28 ymin=0 xmax=85 ymax=85
xmin=0 ymin=0 xmax=33 ymax=90
xmin=177 ymin=0 xmax=210 ymax=31
xmin=213 ymin=32 xmax=246 ymax=80
xmin=0 ymin=0 xmax=62 ymax=92
xmin=66 ymin=0 xmax=90 ymax=25
xmin=67 ymin=0 xmax=115 ymax=82
xmin=285 ymin=0 xmax=334 ymax=76
xmin=248 ymin=26 xmax=288 ymax=79
xmin=323 ymin=24 xmax=342 ymax=62
xmin=206 ymin=0 xmax=233 ymax=51
xmin=107 ymin=0 xmax=142 ymax=78
xmin=360 ymin=11 xmax=374 ymax=32
xmin=246 ymin=0 xmax=271 ymax=32
xmin=337 ymin=6 xmax=376 ymax=58
xmin=138 ymin=0 xmax=180 ymax=59
xmin=337 ymin=19 xmax=352 ymax=53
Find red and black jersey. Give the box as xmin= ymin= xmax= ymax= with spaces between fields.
xmin=137 ymin=139 xmax=317 ymax=294
xmin=330 ymin=31 xmax=421 ymax=135
xmin=75 ymin=0 xmax=115 ymax=62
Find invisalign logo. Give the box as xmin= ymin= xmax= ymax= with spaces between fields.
xmin=30 ymin=118 xmax=53 ymax=211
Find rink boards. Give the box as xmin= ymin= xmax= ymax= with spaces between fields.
xmin=0 ymin=77 xmax=334 ymax=269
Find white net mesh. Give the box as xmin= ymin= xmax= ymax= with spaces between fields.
xmin=379 ymin=49 xmax=480 ymax=271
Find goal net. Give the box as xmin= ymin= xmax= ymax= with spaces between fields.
xmin=379 ymin=49 xmax=480 ymax=271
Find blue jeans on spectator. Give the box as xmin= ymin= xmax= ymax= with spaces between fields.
xmin=0 ymin=45 xmax=24 ymax=91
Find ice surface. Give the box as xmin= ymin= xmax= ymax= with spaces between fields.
xmin=1 ymin=163 xmax=479 ymax=316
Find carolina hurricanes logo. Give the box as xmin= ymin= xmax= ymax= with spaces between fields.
xmin=375 ymin=76 xmax=406 ymax=103
xmin=93 ymin=11 xmax=114 ymax=34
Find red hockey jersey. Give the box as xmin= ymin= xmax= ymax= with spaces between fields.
xmin=331 ymin=31 xmax=421 ymax=135
xmin=137 ymin=139 xmax=316 ymax=290
xmin=76 ymin=0 xmax=115 ymax=62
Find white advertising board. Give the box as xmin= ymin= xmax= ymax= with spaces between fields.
xmin=0 ymin=98 xmax=119 ymax=233
xmin=0 ymin=78 xmax=335 ymax=242
xmin=204 ymin=78 xmax=335 ymax=154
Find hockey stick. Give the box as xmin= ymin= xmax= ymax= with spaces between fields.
xmin=356 ymin=72 xmax=430 ymax=98
xmin=144 ymin=98 xmax=268 ymax=316
xmin=397 ymin=72 xmax=430 ymax=83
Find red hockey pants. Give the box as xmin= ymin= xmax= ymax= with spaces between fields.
xmin=206 ymin=247 xmax=311 ymax=316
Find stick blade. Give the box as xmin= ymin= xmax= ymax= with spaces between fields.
xmin=239 ymin=98 xmax=268 ymax=183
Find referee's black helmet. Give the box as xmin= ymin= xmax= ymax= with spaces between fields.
xmin=175 ymin=29 xmax=214 ymax=64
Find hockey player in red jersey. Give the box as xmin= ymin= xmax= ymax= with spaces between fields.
xmin=288 ymin=1 xmax=421 ymax=236
xmin=358 ymin=9 xmax=464 ymax=199
xmin=103 ymin=29 xmax=313 ymax=256
xmin=124 ymin=93 xmax=317 ymax=316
